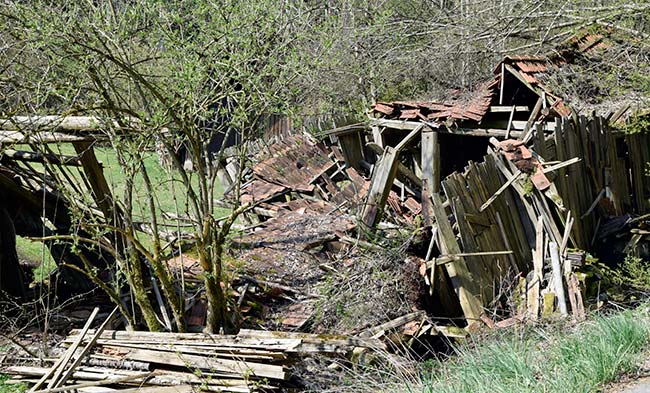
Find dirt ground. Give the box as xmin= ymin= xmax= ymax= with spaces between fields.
xmin=606 ymin=358 xmax=650 ymax=393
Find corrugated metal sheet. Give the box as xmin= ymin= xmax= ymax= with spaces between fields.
xmin=516 ymin=60 xmax=548 ymax=74
xmin=239 ymin=136 xmax=335 ymax=203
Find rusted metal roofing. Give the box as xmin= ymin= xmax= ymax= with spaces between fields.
xmin=372 ymin=28 xmax=628 ymax=128
xmin=493 ymin=55 xmax=575 ymax=117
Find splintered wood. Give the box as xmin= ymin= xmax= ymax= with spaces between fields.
xmin=2 ymin=329 xmax=384 ymax=392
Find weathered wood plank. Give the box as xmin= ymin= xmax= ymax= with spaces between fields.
xmin=338 ymin=132 xmax=364 ymax=170
xmin=125 ymin=349 xmax=285 ymax=380
xmin=431 ymin=193 xmax=483 ymax=322
xmin=549 ymin=242 xmax=568 ymax=316
xmin=361 ymin=147 xmax=399 ymax=227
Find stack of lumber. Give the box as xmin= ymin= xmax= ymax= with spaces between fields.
xmin=2 ymin=328 xmax=384 ymax=392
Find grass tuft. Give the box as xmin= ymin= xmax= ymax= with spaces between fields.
xmin=0 ymin=375 xmax=26 ymax=393
xmin=332 ymin=306 xmax=650 ymax=393
xmin=423 ymin=309 xmax=650 ymax=393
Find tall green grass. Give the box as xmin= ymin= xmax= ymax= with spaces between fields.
xmin=329 ymin=307 xmax=650 ymax=393
xmin=424 ymin=309 xmax=650 ymax=393
xmin=0 ymin=375 xmax=25 ymax=393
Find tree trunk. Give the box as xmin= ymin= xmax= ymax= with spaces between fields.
xmin=0 ymin=207 xmax=26 ymax=300
xmin=128 ymin=253 xmax=162 ymax=332
xmin=202 ymin=245 xmax=228 ymax=334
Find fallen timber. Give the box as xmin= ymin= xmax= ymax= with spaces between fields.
xmin=2 ymin=327 xmax=384 ymax=392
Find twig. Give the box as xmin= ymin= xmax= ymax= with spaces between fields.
xmin=0 ymin=332 xmax=39 ymax=359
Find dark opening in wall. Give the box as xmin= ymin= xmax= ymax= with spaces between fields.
xmin=438 ymin=133 xmax=491 ymax=178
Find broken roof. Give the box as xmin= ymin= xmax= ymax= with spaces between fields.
xmin=372 ymin=79 xmax=499 ymax=125
xmin=373 ymin=27 xmax=645 ymax=124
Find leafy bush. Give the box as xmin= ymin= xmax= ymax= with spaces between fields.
xmin=619 ymin=254 xmax=650 ymax=291
xmin=0 ymin=375 xmax=26 ymax=393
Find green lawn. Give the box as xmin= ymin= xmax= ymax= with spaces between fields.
xmin=15 ymin=144 xmax=229 ymax=280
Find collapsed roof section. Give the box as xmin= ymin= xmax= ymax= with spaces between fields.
xmin=371 ymin=27 xmax=642 ymax=135
xmin=373 ymin=79 xmax=497 ymax=124
xmin=228 ymin=28 xmax=650 ymax=329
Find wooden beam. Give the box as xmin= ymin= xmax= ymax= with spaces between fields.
xmin=504 ymin=64 xmax=545 ymax=98
xmin=73 ymin=141 xmax=116 ymax=223
xmin=479 ymin=172 xmax=522 ymax=212
xmin=394 ymin=124 xmax=424 ymax=152
xmin=481 ymin=119 xmax=555 ymax=132
xmin=608 ymin=104 xmax=630 ymax=123
xmin=431 ymin=193 xmax=483 ymax=322
xmin=426 ymin=251 xmax=514 ymax=268
xmin=1 ymin=149 xmax=84 ymax=166
xmin=361 ymin=146 xmax=399 ymax=227
xmin=369 ymin=118 xmax=536 ymax=139
xmin=319 ymin=123 xmax=366 ymax=137
xmin=0 ymin=116 xmax=109 ymax=131
xmin=499 ymin=63 xmax=505 ymax=105
xmin=455 ymin=128 xmax=524 ymax=138
xmin=0 ymin=130 xmax=95 ymax=144
xmin=369 ymin=118 xmax=422 ymax=131
xmin=520 ymin=97 xmax=544 ymax=142
xmin=489 ymin=106 xmax=530 ymax=113
xmin=366 ymin=143 xmax=421 ymax=187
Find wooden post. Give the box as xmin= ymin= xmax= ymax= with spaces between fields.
xmin=549 ymin=242 xmax=568 ymax=316
xmin=371 ymin=126 xmax=383 ymax=148
xmin=421 ymin=129 xmax=440 ymax=226
xmin=422 ymin=129 xmax=435 ymax=190
xmin=361 ymin=147 xmax=399 ymax=227
xmin=338 ymin=132 xmax=364 ymax=171
xmin=431 ymin=193 xmax=483 ymax=322
xmin=527 ymin=217 xmax=544 ymax=320
xmin=432 ymin=132 xmax=440 ymax=193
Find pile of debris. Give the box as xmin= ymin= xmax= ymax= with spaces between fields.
xmin=2 ymin=308 xmax=384 ymax=392
xmin=3 ymin=26 xmax=650 ymax=392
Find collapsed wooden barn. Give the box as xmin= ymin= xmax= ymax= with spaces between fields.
xmin=313 ymin=28 xmax=650 ymax=324
xmin=2 ymin=27 xmax=650 ymax=392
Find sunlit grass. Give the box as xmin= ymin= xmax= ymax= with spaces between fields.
xmin=0 ymin=374 xmax=26 ymax=393
xmin=331 ymin=306 xmax=650 ymax=393
xmin=14 ymin=144 xmax=229 ymax=282
xmin=423 ymin=309 xmax=650 ymax=393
